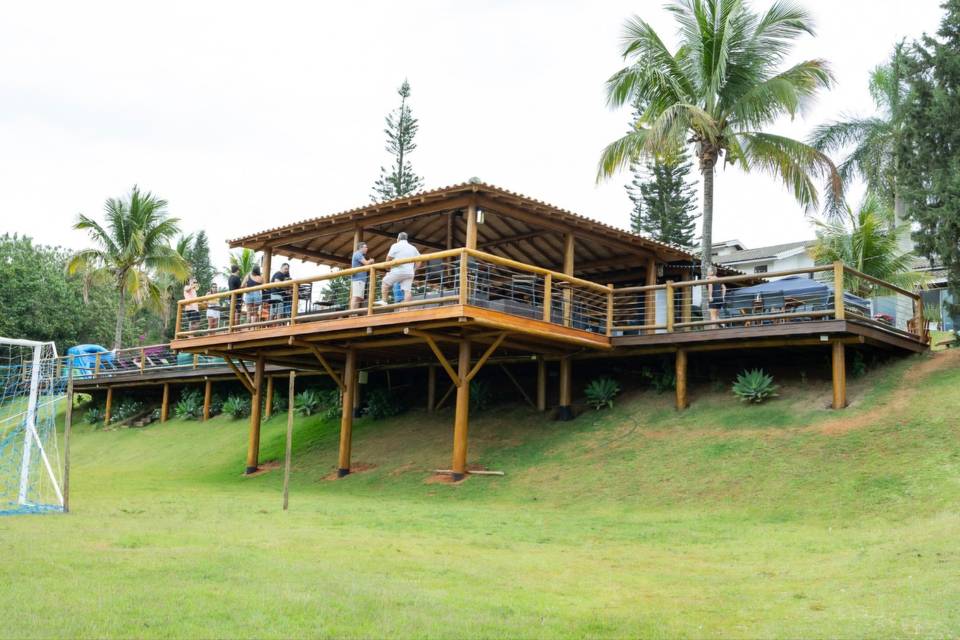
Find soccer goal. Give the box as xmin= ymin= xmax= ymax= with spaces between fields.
xmin=0 ymin=338 xmax=66 ymax=515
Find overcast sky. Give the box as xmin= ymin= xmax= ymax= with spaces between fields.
xmin=0 ymin=0 xmax=945 ymax=278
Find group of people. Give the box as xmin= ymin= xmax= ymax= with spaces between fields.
xmin=349 ymin=232 xmax=421 ymax=309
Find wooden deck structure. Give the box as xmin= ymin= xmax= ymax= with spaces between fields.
xmin=159 ymin=182 xmax=927 ymax=480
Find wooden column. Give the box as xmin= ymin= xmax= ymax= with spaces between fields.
xmin=665 ymin=281 xmax=675 ymax=332
xmin=264 ymin=375 xmax=274 ymax=420
xmin=282 ymin=370 xmax=296 ymax=511
xmin=202 ymin=379 xmax=212 ymax=422
xmin=557 ymin=356 xmax=573 ymax=421
xmin=536 ymin=356 xmax=547 ymax=412
xmin=262 ymin=251 xmax=272 ymax=283
xmin=446 ymin=212 xmax=454 ymax=250
xmin=645 ymin=256 xmax=657 ymax=334
xmin=562 ymin=233 xmax=575 ymax=327
xmin=161 ymin=383 xmax=170 ymax=423
xmin=465 ymin=202 xmax=478 ymax=250
xmin=337 ymin=349 xmax=358 ymax=477
xmin=451 ymin=340 xmax=472 ymax=480
xmin=427 ymin=365 xmax=437 ymax=413
xmin=62 ymin=370 xmax=73 ymax=513
xmin=353 ymin=228 xmax=364 ymax=251
xmin=245 ymin=356 xmax=266 ymax=475
xmin=103 ymin=386 xmax=113 ymax=427
xmin=831 ymin=341 xmax=846 ymax=410
xmin=833 ymin=260 xmax=845 ymax=320
xmin=675 ymin=349 xmax=688 ymax=410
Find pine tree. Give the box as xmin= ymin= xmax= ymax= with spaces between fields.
xmin=626 ymin=148 xmax=699 ymax=249
xmin=371 ymin=80 xmax=425 ymax=202
xmin=188 ymin=231 xmax=215 ymax=295
xmin=900 ymin=0 xmax=960 ymax=315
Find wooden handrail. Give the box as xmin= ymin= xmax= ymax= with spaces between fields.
xmin=841 ymin=265 xmax=920 ymax=300
xmin=463 ymin=248 xmax=612 ymax=293
xmin=670 ymin=264 xmax=834 ymax=288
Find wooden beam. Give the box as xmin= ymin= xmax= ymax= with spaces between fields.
xmin=833 ymin=260 xmax=846 ymax=320
xmin=245 ymin=355 xmax=266 ymax=474
xmin=282 ymin=370 xmax=296 ymax=511
xmin=203 ymin=379 xmax=212 ymax=421
xmin=558 ymin=356 xmax=572 ymax=420
xmin=675 ymin=349 xmax=688 ymax=410
xmin=265 ymin=375 xmax=274 ymax=419
xmin=465 ymin=201 xmax=478 ymax=250
xmin=337 ymin=349 xmax=357 ymax=477
xmin=409 ymin=330 xmax=460 ymax=387
xmin=305 ymin=344 xmax=345 ymax=391
xmin=446 ymin=211 xmax=454 ymax=250
xmin=62 ymin=371 xmax=73 ymax=513
xmin=262 ymin=251 xmax=272 ymax=285
xmin=478 ymin=230 xmax=544 ymax=249
xmin=161 ymin=383 xmax=170 ymax=423
xmin=536 ymin=356 xmax=547 ymax=412
xmin=452 ymin=340 xmax=472 ymax=480
xmin=832 ymin=340 xmax=846 ymax=410
xmin=645 ymin=256 xmax=657 ymax=334
xmin=364 ymin=227 xmax=445 ymax=249
xmin=427 ymin=365 xmax=436 ymax=413
xmin=224 ymin=357 xmax=255 ymax=394
xmin=436 ymin=381 xmax=456 ymax=410
xmin=104 ymin=386 xmax=113 ymax=427
xmin=465 ymin=332 xmax=507 ymax=383
xmin=500 ymin=364 xmax=535 ymax=408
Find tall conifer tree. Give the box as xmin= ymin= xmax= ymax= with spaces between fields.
xmin=626 ymin=148 xmax=699 ymax=249
xmin=371 ymin=80 xmax=424 ymax=202
xmin=188 ymin=231 xmax=215 ymax=295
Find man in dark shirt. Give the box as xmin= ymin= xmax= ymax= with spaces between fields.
xmin=271 ymin=263 xmax=292 ymax=318
xmin=350 ymin=243 xmax=374 ymax=309
xmin=228 ymin=265 xmax=242 ymax=325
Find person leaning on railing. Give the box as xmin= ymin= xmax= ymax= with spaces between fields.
xmin=350 ymin=242 xmax=375 ymax=309
xmin=270 ymin=263 xmax=292 ymax=318
xmin=706 ymin=266 xmax=726 ymax=328
xmin=228 ymin=265 xmax=243 ymax=326
xmin=378 ymin=232 xmax=420 ymax=306
xmin=242 ymin=266 xmax=264 ymax=323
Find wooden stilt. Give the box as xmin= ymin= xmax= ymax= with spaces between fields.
xmin=645 ymin=256 xmax=657 ymax=334
xmin=62 ymin=369 xmax=73 ymax=513
xmin=245 ymin=356 xmax=266 ymax=474
xmin=161 ymin=383 xmax=170 ymax=423
xmin=283 ymin=370 xmax=296 ymax=511
xmin=536 ymin=356 xmax=547 ymax=412
xmin=427 ymin=365 xmax=437 ymax=413
xmin=202 ymin=379 xmax=212 ymax=422
xmin=337 ymin=349 xmax=357 ymax=477
xmin=465 ymin=202 xmax=478 ymax=250
xmin=675 ymin=349 xmax=688 ymax=410
xmin=265 ymin=375 xmax=274 ymax=419
xmin=558 ymin=356 xmax=573 ymax=421
xmin=832 ymin=341 xmax=846 ymax=410
xmin=451 ymin=340 xmax=472 ymax=480
xmin=103 ymin=386 xmax=113 ymax=427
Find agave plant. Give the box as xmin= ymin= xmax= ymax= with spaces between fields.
xmin=222 ymin=394 xmax=251 ymax=420
xmin=585 ymin=377 xmax=621 ymax=410
xmin=732 ymin=369 xmax=778 ymax=404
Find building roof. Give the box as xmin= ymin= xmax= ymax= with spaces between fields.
xmin=228 ymin=181 xmax=715 ymax=282
xmin=714 ymin=240 xmax=816 ymax=266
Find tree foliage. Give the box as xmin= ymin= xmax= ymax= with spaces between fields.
xmin=67 ymin=186 xmax=188 ymax=349
xmin=627 ymin=146 xmax=699 ymax=249
xmin=188 ymin=231 xmax=215 ymax=295
xmin=226 ymin=248 xmax=258 ymax=281
xmin=598 ymin=0 xmax=840 ymax=275
xmin=371 ymin=80 xmax=424 ymax=202
xmin=900 ymin=0 xmax=960 ymax=314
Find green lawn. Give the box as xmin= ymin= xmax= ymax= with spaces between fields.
xmin=2 ymin=351 xmax=959 ymax=638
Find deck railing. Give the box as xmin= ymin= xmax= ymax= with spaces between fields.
xmin=54 ymin=343 xmax=226 ymax=380
xmin=174 ymin=255 xmax=927 ymax=344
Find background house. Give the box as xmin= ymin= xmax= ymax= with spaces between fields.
xmin=713 ymin=239 xmax=816 ymax=277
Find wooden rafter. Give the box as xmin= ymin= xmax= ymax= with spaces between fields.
xmin=407 ymin=329 xmax=460 ymax=387
xmin=304 ymin=344 xmax=345 ymax=391
xmin=465 ymin=332 xmax=507 ymax=383
xmin=223 ymin=356 xmax=255 ymax=393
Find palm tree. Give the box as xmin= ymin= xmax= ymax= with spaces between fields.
xmin=810 ymin=43 xmax=909 ymax=228
xmin=813 ymin=194 xmax=924 ymax=296
xmin=225 ymin=248 xmax=258 ymax=281
xmin=598 ymin=0 xmax=841 ymax=276
xmin=67 ymin=186 xmax=188 ymax=350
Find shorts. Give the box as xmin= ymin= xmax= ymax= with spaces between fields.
xmin=708 ymin=300 xmax=724 ymax=310
xmin=206 ymin=310 xmax=220 ymax=320
xmin=243 ymin=291 xmax=262 ymax=305
xmin=351 ymin=279 xmax=367 ymax=298
xmin=383 ymin=270 xmax=413 ymax=298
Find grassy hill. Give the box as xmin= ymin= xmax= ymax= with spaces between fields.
xmin=3 ymin=350 xmax=959 ymax=638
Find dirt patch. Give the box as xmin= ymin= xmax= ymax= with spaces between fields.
xmin=322 ymin=462 xmax=377 ymax=480
xmin=242 ymin=460 xmax=280 ymax=477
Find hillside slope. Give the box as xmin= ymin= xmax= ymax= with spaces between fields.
xmin=2 ymin=350 xmax=959 ymax=638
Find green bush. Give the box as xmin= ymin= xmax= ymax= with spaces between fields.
xmin=295 ymin=389 xmax=324 ymax=417
xmin=365 ymin=388 xmax=402 ymax=420
xmin=84 ymin=406 xmax=104 ymax=425
xmin=585 ymin=377 xmax=621 ymax=410
xmin=469 ymin=379 xmax=492 ymax=412
xmin=111 ymin=398 xmax=144 ymax=423
xmin=174 ymin=389 xmax=203 ymax=421
xmin=642 ymin=364 xmax=675 ymax=393
xmin=271 ymin=393 xmax=288 ymax=416
xmin=732 ymin=369 xmax=779 ymax=404
xmin=222 ymin=394 xmax=250 ymax=420
xmin=208 ymin=393 xmax=224 ymax=417
xmin=318 ymin=389 xmax=342 ymax=421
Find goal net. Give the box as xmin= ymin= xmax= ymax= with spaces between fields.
xmin=0 ymin=338 xmax=65 ymax=515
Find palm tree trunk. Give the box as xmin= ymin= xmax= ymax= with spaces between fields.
xmin=114 ymin=285 xmax=126 ymax=351
xmin=699 ymin=158 xmax=716 ymax=277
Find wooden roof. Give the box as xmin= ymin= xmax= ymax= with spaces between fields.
xmin=229 ymin=181 xmax=701 ymax=281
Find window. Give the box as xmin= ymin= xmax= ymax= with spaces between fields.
xmin=753 ymin=265 xmax=768 ymax=274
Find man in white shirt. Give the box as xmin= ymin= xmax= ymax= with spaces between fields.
xmin=379 ymin=232 xmax=420 ymax=305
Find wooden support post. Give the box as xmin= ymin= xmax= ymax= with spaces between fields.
xmin=833 ymin=260 xmax=845 ymax=320
xmin=446 ymin=212 xmax=454 ymax=250
xmin=542 ymin=273 xmax=552 ymax=323
xmin=103 ymin=386 xmax=113 ymax=427
xmin=262 ymin=251 xmax=272 ymax=286
xmin=465 ymin=202 xmax=478 ymax=250
xmin=282 ymin=370 xmax=296 ymax=511
xmin=563 ymin=233 xmax=574 ymax=327
xmin=367 ymin=266 xmax=377 ymax=315
xmin=675 ymin=349 xmax=688 ymax=410
xmin=427 ymin=365 xmax=437 ymax=413
xmin=665 ymin=281 xmax=675 ymax=332
xmin=202 ymin=379 xmax=212 ymax=422
xmin=558 ymin=356 xmax=573 ymax=421
xmin=451 ymin=340 xmax=472 ymax=480
xmin=606 ymin=283 xmax=614 ymax=336
xmin=832 ymin=340 xmax=846 ymax=410
xmin=459 ymin=249 xmax=469 ymax=305
xmin=140 ymin=347 xmax=146 ymax=374
xmin=536 ymin=356 xmax=547 ymax=412
xmin=161 ymin=383 xmax=170 ymax=423
xmin=290 ymin=281 xmax=299 ymax=325
xmin=645 ymin=256 xmax=657 ymax=334
xmin=228 ymin=293 xmax=237 ymax=330
xmin=265 ymin=375 xmax=274 ymax=420
xmin=94 ymin=352 xmax=101 ymax=378
xmin=245 ymin=356 xmax=266 ymax=474
xmin=175 ymin=302 xmax=184 ymax=338
xmin=337 ymin=349 xmax=358 ymax=477
xmin=62 ymin=367 xmax=73 ymax=513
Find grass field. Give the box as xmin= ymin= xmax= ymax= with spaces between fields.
xmin=2 ymin=350 xmax=960 ymax=638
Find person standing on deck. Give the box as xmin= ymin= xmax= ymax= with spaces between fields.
xmin=378 ymin=232 xmax=420 ymax=305
xmin=350 ymin=242 xmax=375 ymax=309
xmin=183 ymin=278 xmax=200 ymax=332
xmin=270 ymin=262 xmax=292 ymax=319
xmin=206 ymin=282 xmax=221 ymax=330
xmin=706 ymin=266 xmax=726 ymax=327
xmin=228 ymin=264 xmax=243 ymax=326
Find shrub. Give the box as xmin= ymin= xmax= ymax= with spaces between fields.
xmin=208 ymin=393 xmax=224 ymax=417
xmin=642 ymin=364 xmax=675 ymax=393
xmin=851 ymin=351 xmax=867 ymax=377
xmin=111 ymin=398 xmax=144 ymax=423
xmin=295 ymin=389 xmax=325 ymax=417
xmin=318 ymin=389 xmax=342 ymax=421
xmin=585 ymin=377 xmax=621 ymax=410
xmin=174 ymin=389 xmax=203 ymax=421
xmin=365 ymin=388 xmax=402 ymax=420
xmin=469 ymin=379 xmax=492 ymax=412
xmin=84 ymin=406 xmax=104 ymax=425
xmin=222 ymin=394 xmax=250 ymax=420
xmin=732 ymin=369 xmax=779 ymax=404
xmin=271 ymin=393 xmax=288 ymax=416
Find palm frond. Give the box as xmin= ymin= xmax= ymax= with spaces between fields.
xmin=725 ymin=59 xmax=832 ymax=127
xmin=737 ymin=132 xmax=841 ymax=212
xmin=597 ymin=128 xmax=651 ymax=180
